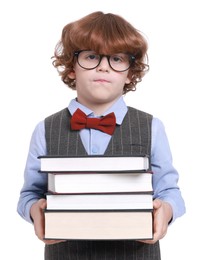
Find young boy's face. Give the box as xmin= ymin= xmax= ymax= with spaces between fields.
xmin=68 ymin=56 xmax=131 ymax=110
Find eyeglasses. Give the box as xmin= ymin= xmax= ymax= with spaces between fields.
xmin=74 ymin=50 xmax=136 ymax=72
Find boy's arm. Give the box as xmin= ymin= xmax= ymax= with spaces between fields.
xmin=151 ymin=117 xmax=186 ymax=223
xmin=17 ymin=121 xmax=47 ymax=223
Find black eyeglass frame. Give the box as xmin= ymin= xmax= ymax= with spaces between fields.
xmin=74 ymin=50 xmax=136 ymax=72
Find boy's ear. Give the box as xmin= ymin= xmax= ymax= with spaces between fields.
xmin=68 ymin=71 xmax=76 ymax=79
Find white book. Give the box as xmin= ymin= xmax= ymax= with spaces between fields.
xmin=38 ymin=155 xmax=150 ymax=172
xmin=46 ymin=193 xmax=153 ymax=210
xmin=47 ymin=172 xmax=153 ymax=194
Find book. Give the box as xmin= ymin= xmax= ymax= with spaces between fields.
xmin=41 ymin=155 xmax=153 ymax=240
xmin=38 ymin=155 xmax=150 ymax=172
xmin=44 ymin=210 xmax=153 ymax=240
xmin=46 ymin=193 xmax=153 ymax=210
xmin=47 ymin=172 xmax=153 ymax=194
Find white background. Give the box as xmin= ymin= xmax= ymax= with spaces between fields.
xmin=0 ymin=0 xmax=204 ymax=259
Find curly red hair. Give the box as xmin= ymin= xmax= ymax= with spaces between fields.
xmin=52 ymin=11 xmax=149 ymax=94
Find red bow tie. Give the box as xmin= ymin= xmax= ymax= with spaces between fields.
xmin=70 ymin=108 xmax=116 ymax=135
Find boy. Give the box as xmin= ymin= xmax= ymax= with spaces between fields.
xmin=17 ymin=11 xmax=185 ymax=260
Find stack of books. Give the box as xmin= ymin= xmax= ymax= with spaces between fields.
xmin=38 ymin=155 xmax=153 ymax=240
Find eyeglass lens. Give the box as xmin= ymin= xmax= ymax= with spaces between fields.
xmin=76 ymin=51 xmax=134 ymax=72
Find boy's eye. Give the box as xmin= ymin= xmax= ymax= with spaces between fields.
xmin=87 ymin=54 xmax=98 ymax=60
xmin=112 ymin=56 xmax=122 ymax=63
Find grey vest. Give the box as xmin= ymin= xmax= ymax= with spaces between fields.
xmin=45 ymin=106 xmax=152 ymax=159
xmin=44 ymin=106 xmax=161 ymax=260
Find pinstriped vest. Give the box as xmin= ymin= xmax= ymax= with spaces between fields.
xmin=44 ymin=106 xmax=161 ymax=260
xmin=45 ymin=106 xmax=152 ymax=158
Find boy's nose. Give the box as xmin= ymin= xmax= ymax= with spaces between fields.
xmin=96 ymin=56 xmax=110 ymax=71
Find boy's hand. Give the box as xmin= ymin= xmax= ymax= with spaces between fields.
xmin=30 ymin=198 xmax=66 ymax=244
xmin=138 ymin=199 xmax=173 ymax=244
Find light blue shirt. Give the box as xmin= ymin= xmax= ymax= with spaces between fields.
xmin=17 ymin=97 xmax=185 ymax=224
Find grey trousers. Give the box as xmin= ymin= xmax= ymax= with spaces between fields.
xmin=45 ymin=240 xmax=161 ymax=260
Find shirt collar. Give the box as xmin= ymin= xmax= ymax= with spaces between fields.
xmin=68 ymin=96 xmax=128 ymax=125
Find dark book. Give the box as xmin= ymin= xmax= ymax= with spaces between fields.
xmin=47 ymin=172 xmax=153 ymax=194
xmin=38 ymin=155 xmax=150 ymax=173
xmin=44 ymin=210 xmax=153 ymax=240
xmin=46 ymin=192 xmax=153 ymax=210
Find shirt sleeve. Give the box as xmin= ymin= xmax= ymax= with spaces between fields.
xmin=151 ymin=117 xmax=186 ymax=223
xmin=17 ymin=120 xmax=47 ymax=223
